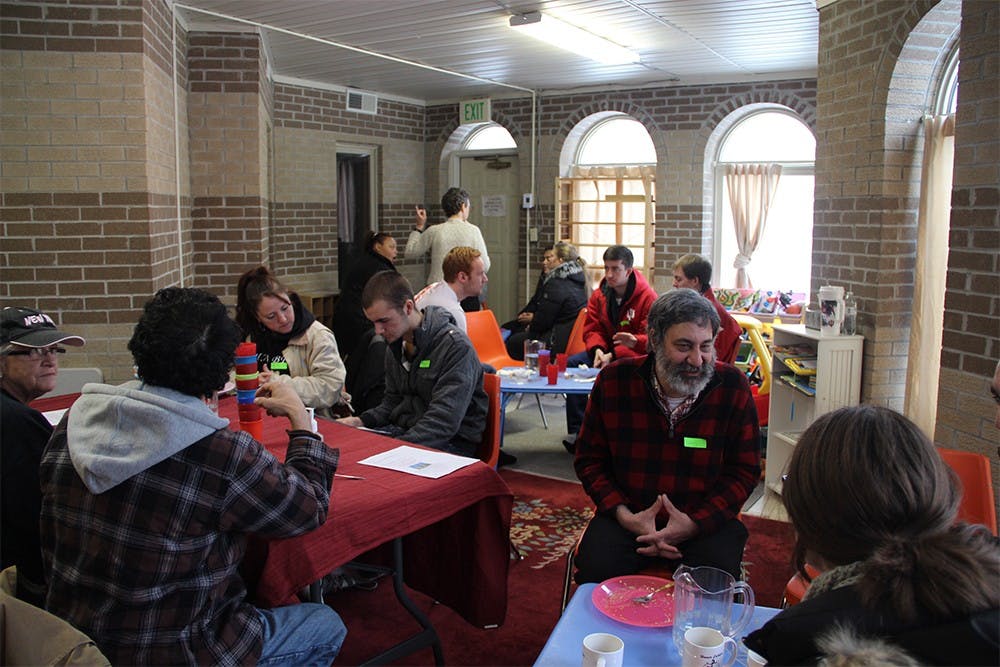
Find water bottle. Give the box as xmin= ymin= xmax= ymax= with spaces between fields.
xmin=843 ymin=292 xmax=857 ymax=335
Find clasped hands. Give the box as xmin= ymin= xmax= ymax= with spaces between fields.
xmin=615 ymin=494 xmax=698 ymax=560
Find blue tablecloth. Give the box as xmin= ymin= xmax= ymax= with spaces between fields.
xmin=534 ymin=583 xmax=781 ymax=667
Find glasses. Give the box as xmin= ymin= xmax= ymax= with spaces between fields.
xmin=5 ymin=346 xmax=66 ymax=359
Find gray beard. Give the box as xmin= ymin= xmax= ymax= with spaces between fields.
xmin=656 ymin=354 xmax=715 ymax=397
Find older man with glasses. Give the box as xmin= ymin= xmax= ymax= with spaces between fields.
xmin=0 ymin=306 xmax=85 ymax=607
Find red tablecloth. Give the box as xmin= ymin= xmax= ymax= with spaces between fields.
xmin=31 ymin=392 xmax=514 ymax=627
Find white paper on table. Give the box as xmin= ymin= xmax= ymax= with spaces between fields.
xmin=357 ymin=445 xmax=478 ymax=479
xmin=43 ymin=409 xmax=68 ymax=426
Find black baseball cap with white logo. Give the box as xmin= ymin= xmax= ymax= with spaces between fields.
xmin=1 ymin=307 xmax=85 ymax=348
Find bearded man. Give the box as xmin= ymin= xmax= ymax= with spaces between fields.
xmin=573 ymin=288 xmax=761 ymax=583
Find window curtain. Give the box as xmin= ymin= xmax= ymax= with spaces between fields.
xmin=337 ymin=160 xmax=356 ymax=243
xmin=724 ymin=163 xmax=782 ymax=288
xmin=569 ymin=165 xmax=655 ymax=278
xmin=904 ymin=114 xmax=954 ymax=439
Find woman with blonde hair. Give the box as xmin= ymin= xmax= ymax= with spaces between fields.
xmin=236 ymin=266 xmax=349 ymax=419
xmin=505 ymin=241 xmax=588 ymax=359
xmin=745 ymin=405 xmax=999 ymax=665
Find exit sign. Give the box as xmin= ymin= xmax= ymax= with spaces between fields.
xmin=460 ymin=98 xmax=491 ymax=125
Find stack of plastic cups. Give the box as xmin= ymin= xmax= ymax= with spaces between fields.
xmin=235 ymin=342 xmax=264 ymax=441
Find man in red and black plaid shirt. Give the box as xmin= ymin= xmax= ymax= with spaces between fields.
xmin=574 ymin=288 xmax=761 ymax=582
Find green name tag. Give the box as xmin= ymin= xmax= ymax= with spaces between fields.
xmin=270 ymin=361 xmax=288 ymax=370
xmin=419 ymin=359 xmax=430 ymax=368
xmin=684 ymin=437 xmax=708 ymax=449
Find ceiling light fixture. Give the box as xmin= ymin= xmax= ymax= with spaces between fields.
xmin=508 ymin=11 xmax=639 ymax=66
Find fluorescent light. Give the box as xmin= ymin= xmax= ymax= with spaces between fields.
xmin=509 ymin=12 xmax=639 ymax=66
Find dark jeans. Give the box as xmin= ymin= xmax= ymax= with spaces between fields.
xmin=564 ymin=351 xmax=591 ymax=434
xmin=574 ymin=512 xmax=749 ymax=584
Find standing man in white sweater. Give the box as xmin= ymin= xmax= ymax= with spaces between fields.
xmin=405 ymin=187 xmax=491 ymax=311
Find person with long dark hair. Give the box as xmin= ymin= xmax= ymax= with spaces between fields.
xmin=332 ymin=231 xmax=397 ymax=356
xmin=236 ymin=266 xmax=349 ymax=418
xmin=745 ymin=405 xmax=999 ymax=664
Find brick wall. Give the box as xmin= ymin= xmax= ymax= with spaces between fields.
xmin=0 ymin=0 xmax=186 ymax=382
xmin=186 ymin=32 xmax=267 ymax=302
xmin=425 ymin=80 xmax=817 ymax=293
xmin=935 ymin=0 xmax=1000 ymax=472
xmin=814 ymin=0 xmax=942 ymax=409
xmin=271 ymin=83 xmax=426 ymax=285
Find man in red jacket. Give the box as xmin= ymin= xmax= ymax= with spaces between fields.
xmin=564 ymin=245 xmax=656 ymax=452
xmin=672 ymin=254 xmax=743 ymax=365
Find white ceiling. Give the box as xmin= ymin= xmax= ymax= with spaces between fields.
xmin=173 ymin=0 xmax=819 ymax=105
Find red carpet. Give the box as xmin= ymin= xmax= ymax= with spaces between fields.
xmin=330 ymin=471 xmax=794 ymax=666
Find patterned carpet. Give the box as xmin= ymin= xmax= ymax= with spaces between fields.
xmin=510 ymin=496 xmax=594 ymax=569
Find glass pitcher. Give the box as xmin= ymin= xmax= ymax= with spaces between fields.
xmin=523 ymin=339 xmax=545 ymax=374
xmin=671 ymin=565 xmax=755 ymax=654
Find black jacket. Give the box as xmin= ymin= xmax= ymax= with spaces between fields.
xmin=332 ymin=250 xmax=396 ymax=357
xmin=745 ymin=584 xmax=1000 ymax=665
xmin=528 ymin=262 xmax=588 ymax=352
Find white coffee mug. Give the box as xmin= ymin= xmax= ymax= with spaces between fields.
xmin=682 ymin=627 xmax=737 ymax=667
xmin=582 ymin=632 xmax=624 ymax=667
xmin=746 ymin=647 xmax=768 ymax=667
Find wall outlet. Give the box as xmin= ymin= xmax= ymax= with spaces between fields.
xmin=522 ymin=193 xmax=534 ymax=209
xmin=529 ymin=227 xmax=538 ymax=242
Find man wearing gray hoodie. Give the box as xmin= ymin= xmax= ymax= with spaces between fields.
xmin=39 ymin=288 xmax=346 ymax=666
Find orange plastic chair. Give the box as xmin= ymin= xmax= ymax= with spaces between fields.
xmin=782 ymin=446 xmax=998 ymax=607
xmin=564 ymin=308 xmax=588 ymax=357
xmin=466 ymin=310 xmax=522 ymax=370
xmin=478 ymin=373 xmax=502 ymax=468
xmin=938 ymin=447 xmax=998 ymax=535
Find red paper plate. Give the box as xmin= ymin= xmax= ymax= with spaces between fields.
xmin=592 ymin=575 xmax=675 ymax=627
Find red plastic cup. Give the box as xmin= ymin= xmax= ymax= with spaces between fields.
xmin=236 ymin=342 xmax=257 ymax=356
xmin=538 ymin=349 xmax=550 ymax=375
xmin=547 ymin=363 xmax=558 ymax=385
xmin=235 ymin=362 xmax=258 ymax=375
xmin=240 ymin=418 xmax=263 ymax=441
xmin=556 ymin=353 xmax=568 ymax=373
xmin=235 ymin=377 xmax=259 ymax=391
xmin=238 ymin=403 xmax=261 ymax=420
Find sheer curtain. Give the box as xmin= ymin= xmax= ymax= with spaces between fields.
xmin=337 ymin=160 xmax=356 ymax=243
xmin=724 ymin=163 xmax=782 ymax=288
xmin=904 ymin=114 xmax=955 ymax=439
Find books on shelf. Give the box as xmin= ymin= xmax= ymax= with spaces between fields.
xmin=782 ymin=356 xmax=817 ymax=376
xmin=779 ymin=373 xmax=816 ymax=396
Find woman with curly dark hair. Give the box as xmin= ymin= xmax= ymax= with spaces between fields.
xmin=39 ymin=287 xmax=346 ymax=665
xmin=745 ymin=405 xmax=999 ymax=665
xmin=236 ymin=266 xmax=349 ymax=418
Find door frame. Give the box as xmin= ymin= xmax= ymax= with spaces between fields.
xmin=339 ymin=142 xmax=380 ymax=233
xmin=450 ymin=147 xmax=527 ymax=308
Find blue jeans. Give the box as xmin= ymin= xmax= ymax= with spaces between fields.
xmin=256 ymin=603 xmax=347 ymax=666
xmin=564 ymin=351 xmax=591 ymax=434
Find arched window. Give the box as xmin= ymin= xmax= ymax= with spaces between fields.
xmin=714 ymin=109 xmax=815 ymax=291
xmin=576 ymin=116 xmax=656 ymax=165
xmin=464 ymin=122 xmax=516 ymax=150
xmin=558 ymin=113 xmax=656 ymax=283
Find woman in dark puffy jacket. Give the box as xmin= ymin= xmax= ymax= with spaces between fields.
xmin=506 ymin=241 xmax=588 ymax=359
xmin=332 ymin=231 xmax=397 ymax=357
xmin=745 ymin=405 xmax=999 ymax=665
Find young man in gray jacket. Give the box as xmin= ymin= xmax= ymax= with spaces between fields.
xmin=337 ymin=270 xmax=486 ymax=456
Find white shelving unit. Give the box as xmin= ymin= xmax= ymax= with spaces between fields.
xmin=765 ymin=324 xmax=863 ymax=495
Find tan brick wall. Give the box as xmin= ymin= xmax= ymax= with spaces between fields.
xmin=426 ymin=81 xmax=818 ymax=294
xmin=935 ymin=1 xmax=1000 ymax=482
xmin=273 ymin=127 xmax=337 ymax=203
xmin=0 ymin=0 xmax=188 ymax=384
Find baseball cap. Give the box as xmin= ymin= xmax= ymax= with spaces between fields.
xmin=1 ymin=307 xmax=85 ymax=348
